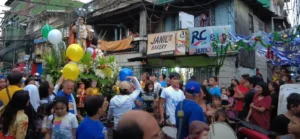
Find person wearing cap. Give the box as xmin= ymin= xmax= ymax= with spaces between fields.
xmin=175 ymin=81 xmax=206 ymax=139
xmin=107 ymin=76 xmax=142 ymax=130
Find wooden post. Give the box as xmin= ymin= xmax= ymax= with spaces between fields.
xmin=139 ymin=10 xmax=147 ymax=54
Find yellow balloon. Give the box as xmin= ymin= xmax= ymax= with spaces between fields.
xmin=62 ymin=63 xmax=80 ymax=81
xmin=66 ymin=44 xmax=84 ymax=62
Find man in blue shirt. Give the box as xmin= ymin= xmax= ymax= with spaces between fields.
xmin=158 ymin=74 xmax=167 ymax=87
xmin=56 ymin=80 xmax=77 ymax=115
xmin=76 ymin=96 xmax=107 ymax=139
xmin=207 ymin=76 xmax=221 ymax=97
xmin=175 ymin=81 xmax=206 ymax=139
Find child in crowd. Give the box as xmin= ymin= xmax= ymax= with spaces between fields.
xmin=224 ymin=87 xmax=235 ymax=119
xmin=76 ymin=96 xmax=108 ymax=139
xmin=206 ymin=95 xmax=223 ymax=118
xmin=221 ymin=87 xmax=228 ymax=101
xmin=185 ymin=121 xmax=209 ymax=139
xmin=36 ymin=104 xmax=49 ymax=139
xmin=215 ymin=109 xmax=228 ymax=123
xmin=45 ymin=97 xmax=78 ymax=139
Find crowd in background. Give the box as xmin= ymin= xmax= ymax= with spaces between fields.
xmin=0 ymin=67 xmax=299 ymax=139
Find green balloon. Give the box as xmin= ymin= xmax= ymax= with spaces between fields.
xmin=41 ymin=25 xmax=53 ymax=38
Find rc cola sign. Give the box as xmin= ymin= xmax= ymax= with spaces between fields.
xmin=188 ymin=25 xmax=232 ymax=55
xmin=147 ymin=32 xmax=176 ymax=56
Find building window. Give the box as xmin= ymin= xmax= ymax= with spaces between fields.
xmin=258 ymin=20 xmax=265 ymax=31
xmin=249 ymin=14 xmax=254 ymax=34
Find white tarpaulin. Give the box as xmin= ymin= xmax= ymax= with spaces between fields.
xmin=278 ymin=84 xmax=300 ymax=115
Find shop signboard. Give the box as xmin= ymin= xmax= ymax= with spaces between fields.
xmin=175 ymin=30 xmax=187 ymax=56
xmin=147 ymin=31 xmax=176 ymax=57
xmin=188 ymin=25 xmax=232 ymax=55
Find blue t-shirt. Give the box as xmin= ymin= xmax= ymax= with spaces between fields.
xmin=56 ymin=90 xmax=76 ymax=114
xmin=208 ymin=86 xmax=221 ymax=97
xmin=76 ymin=116 xmax=107 ymax=139
xmin=175 ymin=99 xmax=206 ymax=139
xmin=159 ymin=81 xmax=167 ymax=87
xmin=132 ymin=96 xmax=142 ymax=110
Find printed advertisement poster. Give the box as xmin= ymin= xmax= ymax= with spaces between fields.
xmin=175 ymin=30 xmax=187 ymax=56
xmin=278 ymin=84 xmax=300 ymax=115
xmin=188 ymin=25 xmax=232 ymax=55
xmin=147 ymin=32 xmax=176 ymax=56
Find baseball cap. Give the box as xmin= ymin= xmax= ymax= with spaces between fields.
xmin=185 ymin=81 xmax=201 ymax=95
xmin=118 ymin=81 xmax=132 ymax=91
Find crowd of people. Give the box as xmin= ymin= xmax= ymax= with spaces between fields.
xmin=0 ymin=67 xmax=299 ymax=139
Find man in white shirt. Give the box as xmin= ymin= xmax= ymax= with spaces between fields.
xmin=159 ymin=72 xmax=185 ymax=126
xmin=107 ymin=76 xmax=142 ymax=130
xmin=150 ymin=74 xmax=162 ymax=96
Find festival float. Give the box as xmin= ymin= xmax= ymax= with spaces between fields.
xmin=40 ymin=18 xmax=121 ymax=108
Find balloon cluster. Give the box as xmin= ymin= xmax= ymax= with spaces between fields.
xmin=41 ymin=24 xmax=62 ymax=45
xmin=63 ymin=44 xmax=84 ymax=81
xmin=41 ymin=24 xmax=84 ymax=81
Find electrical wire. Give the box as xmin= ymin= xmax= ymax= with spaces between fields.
xmin=141 ymin=1 xmax=168 ymax=24
xmin=191 ymin=0 xmax=211 ymax=12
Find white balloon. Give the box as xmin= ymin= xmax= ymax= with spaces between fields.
xmin=48 ymin=29 xmax=62 ymax=45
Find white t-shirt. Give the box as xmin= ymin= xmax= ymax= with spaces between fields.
xmin=47 ymin=113 xmax=78 ymax=139
xmin=160 ymin=86 xmax=185 ymax=125
xmin=40 ymin=84 xmax=59 ymax=105
xmin=40 ymin=94 xmax=55 ymax=105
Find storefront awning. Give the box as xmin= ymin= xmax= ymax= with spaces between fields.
xmin=128 ymin=54 xmax=216 ymax=67
xmin=129 ymin=52 xmax=238 ymax=68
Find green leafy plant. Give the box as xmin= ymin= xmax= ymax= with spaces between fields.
xmin=42 ymin=46 xmax=66 ymax=83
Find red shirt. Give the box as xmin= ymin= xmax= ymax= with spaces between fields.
xmin=235 ymin=85 xmax=249 ymax=111
xmin=251 ymin=94 xmax=271 ymax=130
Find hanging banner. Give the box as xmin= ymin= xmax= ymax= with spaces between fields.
xmin=175 ymin=30 xmax=187 ymax=56
xmin=147 ymin=32 xmax=176 ymax=57
xmin=188 ymin=25 xmax=232 ymax=55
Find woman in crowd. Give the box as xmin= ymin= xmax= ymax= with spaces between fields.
xmin=202 ymin=79 xmax=209 ymax=88
xmin=0 ymin=76 xmax=6 ymax=91
xmin=0 ymin=90 xmax=30 ymax=139
xmin=269 ymin=81 xmax=279 ymax=121
xmin=140 ymin=80 xmax=157 ymax=113
xmin=230 ymin=79 xmax=239 ymax=88
xmin=246 ymin=82 xmax=271 ymax=130
xmin=140 ymin=72 xmax=150 ymax=89
xmin=39 ymin=81 xmax=56 ymax=105
xmin=198 ymin=86 xmax=212 ymax=114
